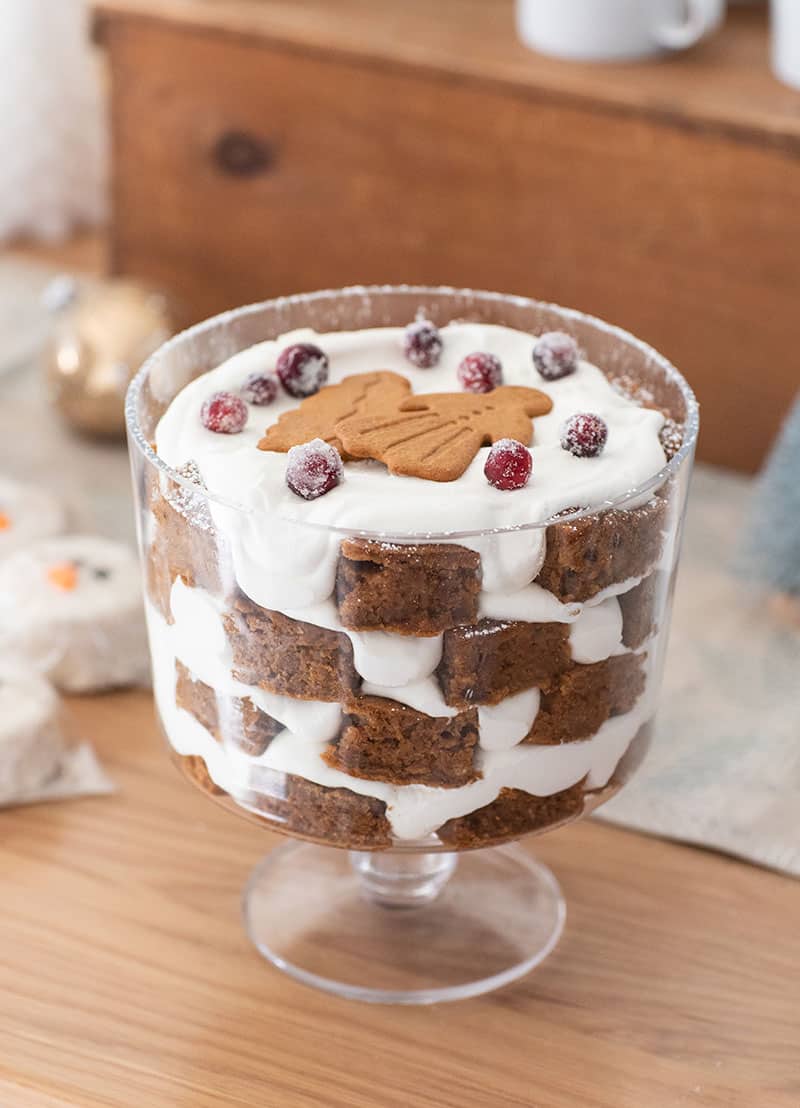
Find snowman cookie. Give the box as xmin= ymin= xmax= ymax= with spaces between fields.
xmin=0 ymin=477 xmax=66 ymax=558
xmin=0 ymin=671 xmax=64 ymax=805
xmin=0 ymin=535 xmax=149 ymax=693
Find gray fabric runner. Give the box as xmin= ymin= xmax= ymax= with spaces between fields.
xmin=598 ymin=466 xmax=800 ymax=878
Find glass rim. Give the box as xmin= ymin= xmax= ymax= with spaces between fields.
xmin=125 ymin=284 xmax=699 ymax=541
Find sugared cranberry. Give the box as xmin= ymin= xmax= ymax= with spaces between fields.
xmin=484 ymin=439 xmax=532 ymax=490
xmin=201 ymin=391 xmax=248 ymax=434
xmin=561 ymin=413 xmax=608 ymax=458
xmin=458 ymin=352 xmax=503 ymax=394
xmin=403 ymin=318 xmax=443 ymax=369
xmin=533 ymin=332 xmax=579 ymax=381
xmin=241 ymin=371 xmax=279 ymax=406
xmin=276 ymin=343 xmax=329 ymax=398
xmin=286 ymin=438 xmax=344 ymax=500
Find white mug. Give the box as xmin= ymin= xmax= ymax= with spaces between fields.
xmin=516 ymin=0 xmax=727 ymax=62
xmin=771 ymin=0 xmax=800 ymax=90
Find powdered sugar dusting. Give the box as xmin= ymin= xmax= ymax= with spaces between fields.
xmin=164 ymin=460 xmax=214 ymax=531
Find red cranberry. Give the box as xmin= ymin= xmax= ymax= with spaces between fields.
xmin=200 ymin=391 xmax=248 ymax=434
xmin=458 ymin=352 xmax=503 ymax=394
xmin=241 ymin=371 xmax=279 ymax=406
xmin=286 ymin=438 xmax=344 ymax=500
xmin=276 ymin=343 xmax=329 ymax=398
xmin=561 ymin=413 xmax=608 ymax=458
xmin=484 ymin=439 xmax=532 ymax=490
xmin=533 ymin=332 xmax=579 ymax=381
xmin=404 ymin=318 xmax=443 ymax=369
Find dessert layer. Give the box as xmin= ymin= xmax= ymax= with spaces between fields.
xmin=168 ymin=573 xmax=648 ymax=722
xmin=175 ymin=722 xmax=652 ymax=851
xmin=154 ymin=323 xmax=668 ymax=615
xmin=148 ymin=590 xmax=654 ymax=841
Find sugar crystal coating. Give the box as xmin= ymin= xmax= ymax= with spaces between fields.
xmin=560 ymin=413 xmax=608 ymax=458
xmin=403 ymin=318 xmax=443 ymax=369
xmin=484 ymin=438 xmax=532 ymax=490
xmin=285 ymin=438 xmax=344 ymax=500
xmin=533 ymin=332 xmax=579 ymax=381
xmin=276 ymin=343 xmax=329 ymax=398
xmin=200 ymin=391 xmax=248 ymax=434
xmin=457 ymin=352 xmax=503 ymax=394
xmin=241 ymin=372 xmax=279 ymax=406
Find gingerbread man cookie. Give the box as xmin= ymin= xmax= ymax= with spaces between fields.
xmin=259 ymin=371 xmax=411 ymax=459
xmin=259 ymin=373 xmax=552 ymax=481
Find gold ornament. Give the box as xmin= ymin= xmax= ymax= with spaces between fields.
xmin=44 ymin=277 xmax=173 ymax=438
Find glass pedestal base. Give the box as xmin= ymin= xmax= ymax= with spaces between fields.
xmin=242 ymin=841 xmax=565 ymax=1005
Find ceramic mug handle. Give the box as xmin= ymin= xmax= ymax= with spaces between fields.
xmin=653 ymin=0 xmax=726 ymax=49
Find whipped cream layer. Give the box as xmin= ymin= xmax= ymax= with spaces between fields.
xmin=148 ymin=595 xmax=653 ymax=841
xmin=155 ymin=323 xmax=667 ymax=610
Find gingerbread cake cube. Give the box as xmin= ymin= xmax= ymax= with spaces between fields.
xmin=336 ymin=538 xmax=481 ymax=635
xmin=224 ymin=593 xmax=360 ymax=701
xmin=437 ymin=619 xmax=572 ymax=708
xmin=327 ymin=695 xmax=480 ymax=787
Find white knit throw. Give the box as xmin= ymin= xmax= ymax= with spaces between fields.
xmin=0 ymin=0 xmax=107 ymax=242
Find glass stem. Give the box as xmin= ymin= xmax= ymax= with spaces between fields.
xmin=349 ymin=849 xmax=458 ymax=909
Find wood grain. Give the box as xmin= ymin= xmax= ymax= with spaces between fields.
xmin=95 ymin=1 xmax=800 ymax=472
xmin=0 ymin=689 xmax=798 ymax=1107
xmin=93 ymin=0 xmax=800 ymax=148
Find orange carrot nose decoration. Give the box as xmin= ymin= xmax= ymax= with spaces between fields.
xmin=47 ymin=562 xmax=79 ymax=591
xmin=0 ymin=511 xmax=11 ymax=531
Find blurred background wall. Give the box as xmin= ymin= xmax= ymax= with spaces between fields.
xmin=2 ymin=0 xmax=798 ymax=473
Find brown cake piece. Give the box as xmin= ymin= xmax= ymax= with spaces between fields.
xmin=438 ymin=782 xmax=585 ymax=848
xmin=606 ymin=653 xmax=648 ymax=717
xmin=278 ymin=775 xmax=392 ymax=848
xmin=336 ymin=538 xmax=481 ymax=636
xmin=224 ymin=593 xmax=360 ymax=701
xmin=536 ymin=495 xmax=668 ymax=603
xmin=526 ymin=653 xmax=647 ymax=745
xmin=326 ymin=695 xmax=480 ymax=787
xmin=147 ymin=464 xmax=229 ymax=621
xmin=437 ymin=619 xmax=571 ymax=708
xmin=619 ymin=573 xmax=662 ymax=650
xmin=174 ymin=751 xmax=392 ymax=847
xmin=175 ymin=660 xmax=282 ymax=755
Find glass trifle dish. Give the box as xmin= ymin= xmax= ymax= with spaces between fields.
xmin=127 ymin=286 xmax=698 ymax=1003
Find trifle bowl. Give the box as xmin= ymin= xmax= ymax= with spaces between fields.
xmin=126 ymin=286 xmax=698 ymax=1004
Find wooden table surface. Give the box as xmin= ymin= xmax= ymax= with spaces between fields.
xmin=1 ymin=691 xmax=798 ymax=1108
